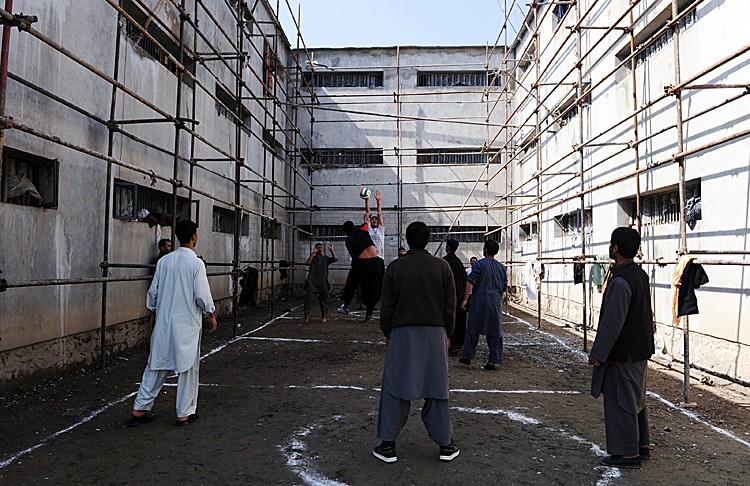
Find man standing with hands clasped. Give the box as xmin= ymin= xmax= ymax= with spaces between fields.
xmin=128 ymin=219 xmax=217 ymax=427
xmin=373 ymin=222 xmax=459 ymax=464
xmin=589 ymin=227 xmax=654 ymax=469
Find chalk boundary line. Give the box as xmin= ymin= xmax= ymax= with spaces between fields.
xmin=1 ymin=307 xmax=747 ymax=475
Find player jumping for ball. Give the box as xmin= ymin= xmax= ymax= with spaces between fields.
xmin=338 ymin=189 xmax=386 ymax=321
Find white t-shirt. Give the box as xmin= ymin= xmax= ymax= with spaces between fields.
xmin=368 ymin=225 xmax=385 ymax=259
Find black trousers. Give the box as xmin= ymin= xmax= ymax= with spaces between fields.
xmin=341 ymin=257 xmax=384 ymax=313
xmin=449 ymin=306 xmax=466 ymax=349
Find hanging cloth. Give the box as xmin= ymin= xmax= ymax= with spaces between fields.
xmin=676 ymin=260 xmax=709 ymax=317
xmin=671 ymin=255 xmax=694 ymax=321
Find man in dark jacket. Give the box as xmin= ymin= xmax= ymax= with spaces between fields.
xmin=443 ymin=239 xmax=467 ymax=355
xmin=373 ymin=222 xmax=459 ymax=464
xmin=589 ymin=227 xmax=655 ymax=469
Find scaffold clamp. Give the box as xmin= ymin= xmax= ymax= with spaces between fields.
xmin=0 ymin=12 xmax=37 ymax=29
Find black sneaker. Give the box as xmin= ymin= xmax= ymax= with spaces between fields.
xmin=482 ymin=363 xmax=496 ymax=371
xmin=337 ymin=304 xmax=349 ymax=315
xmin=599 ymin=455 xmax=641 ymax=469
xmin=373 ymin=441 xmax=397 ymax=463
xmin=364 ymin=311 xmax=373 ymax=322
xmin=458 ymin=358 xmax=471 ymax=366
xmin=639 ymin=447 xmax=651 ymax=460
xmin=439 ymin=440 xmax=460 ymax=462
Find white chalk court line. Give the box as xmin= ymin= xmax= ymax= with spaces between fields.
xmin=284 ymin=384 xmax=581 ymax=395
xmin=237 ymin=336 xmax=324 ymax=343
xmin=0 ymin=310 xmax=293 ymax=470
xmin=646 ymin=391 xmax=750 ymax=448
xmin=0 ymin=392 xmax=137 ymax=469
xmin=508 ymin=313 xmax=750 ymax=451
xmin=279 ymin=416 xmax=349 ymax=486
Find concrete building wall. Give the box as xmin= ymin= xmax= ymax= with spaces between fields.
xmin=0 ymin=0 xmax=298 ymax=381
xmin=294 ymin=46 xmax=507 ymax=285
xmin=506 ymin=0 xmax=750 ymax=383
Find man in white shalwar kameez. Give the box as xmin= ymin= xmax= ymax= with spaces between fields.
xmin=128 ymin=220 xmax=217 ymax=427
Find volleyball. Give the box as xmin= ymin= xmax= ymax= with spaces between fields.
xmin=359 ymin=187 xmax=371 ymax=199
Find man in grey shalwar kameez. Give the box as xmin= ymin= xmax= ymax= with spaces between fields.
xmin=127 ymin=220 xmax=217 ymax=427
xmin=589 ymin=227 xmax=654 ymax=469
xmin=304 ymin=242 xmax=337 ymax=324
xmin=373 ymin=222 xmax=459 ymax=464
xmin=459 ymin=239 xmax=507 ymax=371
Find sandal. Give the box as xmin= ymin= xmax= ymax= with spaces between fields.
xmin=126 ymin=411 xmax=155 ymax=427
xmin=175 ymin=413 xmax=199 ymax=426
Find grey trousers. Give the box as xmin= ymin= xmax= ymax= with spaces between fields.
xmin=376 ymin=387 xmax=452 ymax=446
xmin=602 ymin=367 xmax=649 ymax=455
xmin=133 ymin=354 xmax=200 ymax=418
xmin=463 ymin=333 xmax=503 ymax=364
xmin=304 ymin=288 xmax=328 ymax=316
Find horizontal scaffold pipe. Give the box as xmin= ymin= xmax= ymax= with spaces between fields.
xmin=0 ymin=116 xmax=307 ymax=232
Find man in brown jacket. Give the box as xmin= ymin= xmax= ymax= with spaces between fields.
xmin=373 ymin=222 xmax=459 ymax=464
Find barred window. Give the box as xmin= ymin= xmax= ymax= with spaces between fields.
xmin=417 ymin=148 xmax=497 ymax=165
xmin=1 ymin=147 xmax=58 ymax=209
xmin=417 ymin=71 xmax=502 ymax=87
xmin=554 ymin=209 xmax=592 ymax=237
xmin=212 ymin=206 xmax=249 ymax=235
xmin=298 ymin=225 xmax=347 ymax=241
xmin=428 ymin=226 xmax=502 ymax=243
xmin=301 ymin=149 xmax=384 ymax=166
xmin=623 ymin=181 xmax=701 ymax=227
xmin=520 ymin=222 xmax=538 ymax=241
xmin=262 ymin=219 xmax=282 ymax=240
xmin=617 ymin=6 xmax=697 ymax=68
xmin=215 ymin=83 xmax=251 ymax=134
xmin=120 ymin=0 xmax=195 ymax=85
xmin=302 ymin=72 xmax=383 ymax=88
xmin=113 ymin=179 xmax=196 ymax=225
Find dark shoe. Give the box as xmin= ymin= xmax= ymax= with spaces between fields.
xmin=364 ymin=311 xmax=373 ymax=322
xmin=337 ymin=304 xmax=349 ymax=315
xmin=458 ymin=358 xmax=471 ymax=366
xmin=448 ymin=346 xmax=462 ymax=355
xmin=126 ymin=411 xmax=154 ymax=427
xmin=482 ymin=363 xmax=496 ymax=371
xmin=373 ymin=441 xmax=397 ymax=463
xmin=639 ymin=447 xmax=651 ymax=460
xmin=599 ymin=455 xmax=641 ymax=469
xmin=175 ymin=413 xmax=199 ymax=426
xmin=439 ymin=440 xmax=460 ymax=462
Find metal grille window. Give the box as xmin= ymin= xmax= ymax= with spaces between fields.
xmin=120 ymin=0 xmax=195 ymax=84
xmin=212 ymin=207 xmax=249 ymax=235
xmin=212 ymin=207 xmax=234 ymax=234
xmin=417 ymin=148 xmax=497 ymax=165
xmin=417 ymin=71 xmax=502 ymax=87
xmin=554 ymin=209 xmax=592 ymax=237
xmin=1 ymin=147 xmax=58 ymax=209
xmin=302 ymin=72 xmax=383 ymax=88
xmin=113 ymin=179 xmax=194 ymax=225
xmin=262 ymin=219 xmax=282 ymax=240
xmin=629 ymin=182 xmax=701 ymax=227
xmin=631 ymin=9 xmax=697 ymax=67
xmin=301 ymin=149 xmax=384 ymax=166
xmin=428 ymin=226 xmax=502 ymax=243
xmin=215 ymin=83 xmax=251 ymax=134
xmin=520 ymin=222 xmax=539 ymax=241
xmin=298 ymin=225 xmax=347 ymax=241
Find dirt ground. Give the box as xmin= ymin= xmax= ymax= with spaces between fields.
xmin=1 ymin=299 xmax=749 ymax=485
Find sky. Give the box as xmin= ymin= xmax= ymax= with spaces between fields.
xmin=276 ymin=1 xmax=527 ymax=49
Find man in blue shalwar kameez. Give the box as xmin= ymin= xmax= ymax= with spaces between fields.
xmin=460 ymin=239 xmax=507 ymax=371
